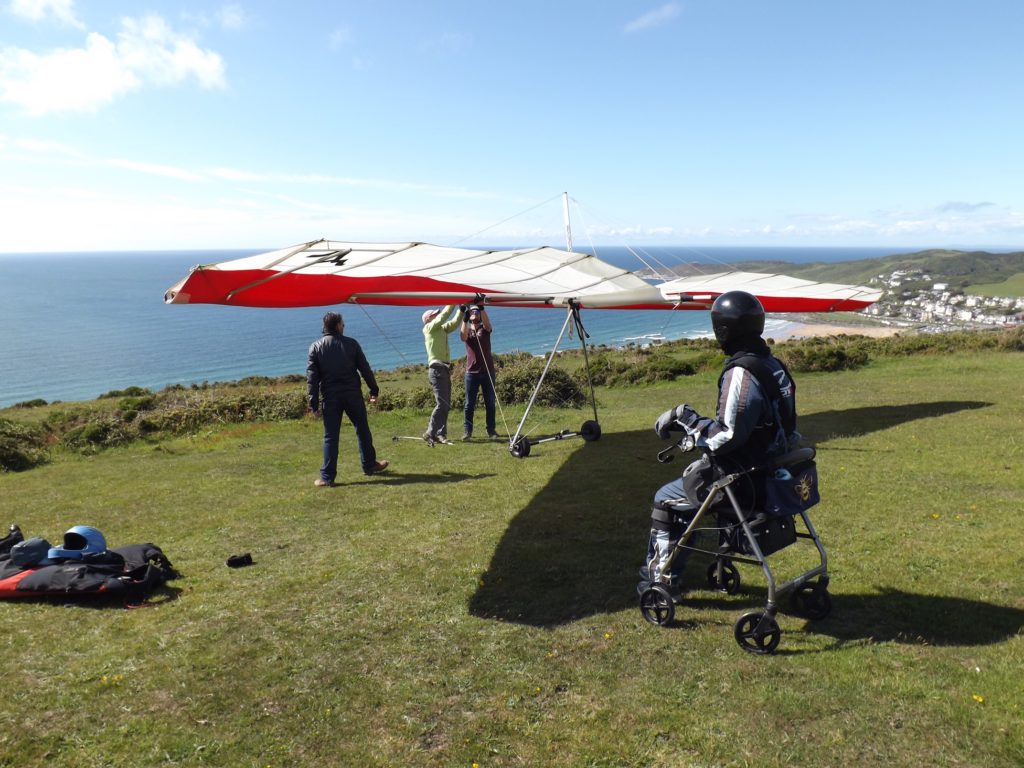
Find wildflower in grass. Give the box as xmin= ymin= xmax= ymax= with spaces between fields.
xmin=535 ymin=687 xmax=541 ymax=694
xmin=931 ymin=513 xmax=940 ymax=519
xmin=973 ymin=694 xmax=985 ymax=704
xmin=603 ymin=632 xmax=613 ymax=640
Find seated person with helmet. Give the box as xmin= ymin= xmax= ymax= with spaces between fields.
xmin=638 ymin=291 xmax=801 ymax=600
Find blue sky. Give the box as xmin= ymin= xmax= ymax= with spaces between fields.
xmin=1 ymin=0 xmax=1022 ymax=252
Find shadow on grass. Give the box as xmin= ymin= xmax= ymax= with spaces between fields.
xmin=9 ymin=584 xmax=183 ymax=610
xmin=468 ymin=400 xmax=996 ymax=628
xmin=800 ymin=400 xmax=991 ymax=443
xmin=681 ymin=587 xmax=1024 ymax=648
xmin=332 ymin=471 xmax=494 ymax=486
xmin=809 ymin=588 xmax=1024 ymax=647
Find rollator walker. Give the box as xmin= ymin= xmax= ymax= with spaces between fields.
xmin=638 ymin=432 xmax=832 ymax=654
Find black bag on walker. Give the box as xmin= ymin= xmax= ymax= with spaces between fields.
xmin=764 ymin=460 xmax=820 ymax=517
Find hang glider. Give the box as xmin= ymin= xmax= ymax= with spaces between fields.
xmin=164 ymin=239 xmax=881 ymax=312
xmin=163 ymin=231 xmax=882 ymax=459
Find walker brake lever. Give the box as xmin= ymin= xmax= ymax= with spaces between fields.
xmin=657 ymin=445 xmax=676 ymax=463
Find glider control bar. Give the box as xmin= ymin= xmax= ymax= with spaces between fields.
xmin=346 ymin=291 xmax=557 ymax=305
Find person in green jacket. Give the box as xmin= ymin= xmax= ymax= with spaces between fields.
xmin=421 ymin=305 xmax=462 ymax=444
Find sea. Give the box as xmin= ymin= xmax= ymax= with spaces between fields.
xmin=0 ymin=246 xmax=906 ymax=408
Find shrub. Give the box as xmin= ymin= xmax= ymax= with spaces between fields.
xmin=118 ymin=395 xmax=156 ymax=412
xmin=775 ymin=336 xmax=871 ymax=372
xmin=0 ymin=418 xmax=49 ymax=471
xmin=62 ymin=419 xmax=129 ymax=449
xmin=579 ymin=351 xmax=696 ymax=387
xmin=12 ymin=398 xmax=47 ymax=409
xmin=996 ymin=325 xmax=1024 ymax=351
xmin=99 ymin=386 xmax=151 ymax=399
xmin=496 ymin=361 xmax=585 ymax=408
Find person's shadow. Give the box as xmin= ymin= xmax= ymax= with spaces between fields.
xmin=468 ymin=401 xmax=1007 ymax=641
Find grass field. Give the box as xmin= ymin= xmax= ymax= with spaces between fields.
xmin=1 ymin=350 xmax=1023 ymax=767
xmin=968 ymin=272 xmax=1024 ymax=297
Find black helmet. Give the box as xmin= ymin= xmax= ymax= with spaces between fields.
xmin=710 ymin=291 xmax=765 ymax=347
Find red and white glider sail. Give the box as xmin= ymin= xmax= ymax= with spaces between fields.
xmin=659 ymin=272 xmax=882 ymax=313
xmin=164 ymin=239 xmax=881 ymax=312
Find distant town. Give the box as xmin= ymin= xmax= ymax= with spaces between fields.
xmin=863 ymin=267 xmax=1024 ymax=331
xmin=637 ymin=254 xmax=1024 ymax=333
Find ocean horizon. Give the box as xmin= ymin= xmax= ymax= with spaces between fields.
xmin=1 ymin=245 xmax=914 ymax=408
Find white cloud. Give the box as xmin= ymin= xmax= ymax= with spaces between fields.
xmin=8 ymin=0 xmax=84 ymax=28
xmin=115 ymin=16 xmax=225 ymax=89
xmin=108 ymin=158 xmax=206 ymax=182
xmin=935 ymin=201 xmax=995 ymax=214
xmin=218 ymin=4 xmax=246 ymax=30
xmin=624 ymin=2 xmax=682 ymax=34
xmin=329 ymin=27 xmax=352 ymax=51
xmin=0 ymin=14 xmax=225 ymax=115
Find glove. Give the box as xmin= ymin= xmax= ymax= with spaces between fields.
xmin=676 ymin=404 xmax=700 ymax=429
xmin=654 ymin=407 xmax=680 ymax=439
xmin=654 ymin=404 xmax=698 ymax=439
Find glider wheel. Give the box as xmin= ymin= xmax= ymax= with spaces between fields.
xmin=734 ymin=611 xmax=781 ymax=655
xmin=580 ymin=420 xmax=601 ymax=442
xmin=639 ymin=585 xmax=675 ymax=626
xmin=509 ymin=436 xmax=531 ymax=459
xmin=790 ymin=583 xmax=832 ymax=620
xmin=706 ymin=560 xmax=741 ymax=594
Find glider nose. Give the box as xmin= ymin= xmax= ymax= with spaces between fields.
xmin=164 ymin=277 xmax=189 ymax=304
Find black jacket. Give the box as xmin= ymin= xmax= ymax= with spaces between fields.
xmin=306 ymin=334 xmax=379 ymax=410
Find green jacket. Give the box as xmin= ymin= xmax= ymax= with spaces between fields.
xmin=423 ymin=305 xmax=461 ymax=365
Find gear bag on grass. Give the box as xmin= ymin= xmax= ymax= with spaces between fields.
xmin=0 ymin=535 xmax=177 ymax=603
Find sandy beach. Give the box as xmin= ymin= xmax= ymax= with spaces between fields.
xmin=770 ymin=315 xmax=908 ymax=341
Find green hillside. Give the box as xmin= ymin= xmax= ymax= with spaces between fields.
xmin=731 ymin=249 xmax=1024 ymax=292
xmin=1 ymin=338 xmax=1023 ymax=767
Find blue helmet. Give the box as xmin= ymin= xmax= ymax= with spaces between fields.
xmin=47 ymin=525 xmax=107 ymax=560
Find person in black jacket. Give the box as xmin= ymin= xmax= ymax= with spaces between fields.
xmin=307 ymin=312 xmax=388 ymax=487
xmin=640 ymin=291 xmax=799 ymax=598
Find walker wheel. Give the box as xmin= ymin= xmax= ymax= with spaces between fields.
xmin=790 ymin=584 xmax=832 ymax=620
xmin=734 ymin=611 xmax=781 ymax=655
xmin=509 ymin=436 xmax=531 ymax=458
xmin=580 ymin=420 xmax=601 ymax=442
xmin=639 ymin=585 xmax=675 ymax=626
xmin=706 ymin=560 xmax=741 ymax=594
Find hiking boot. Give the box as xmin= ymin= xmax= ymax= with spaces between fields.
xmin=422 ymin=431 xmax=435 ymax=446
xmin=314 ymin=478 xmax=335 ymax=488
xmin=461 ymin=431 xmax=472 ymax=441
xmin=487 ymin=431 xmax=500 ymax=439
xmin=435 ymin=434 xmax=453 ymax=445
xmin=365 ymin=460 xmax=390 ymax=476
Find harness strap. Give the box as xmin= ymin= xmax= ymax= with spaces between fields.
xmin=720 ymin=352 xmax=796 ymax=435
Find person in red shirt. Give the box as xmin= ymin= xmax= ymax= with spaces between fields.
xmin=459 ymin=305 xmax=498 ymax=440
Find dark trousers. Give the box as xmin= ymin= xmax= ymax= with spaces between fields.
xmin=463 ymin=371 xmax=496 ymax=435
xmin=321 ymin=393 xmax=377 ymax=481
xmin=426 ymin=363 xmax=451 ymax=438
